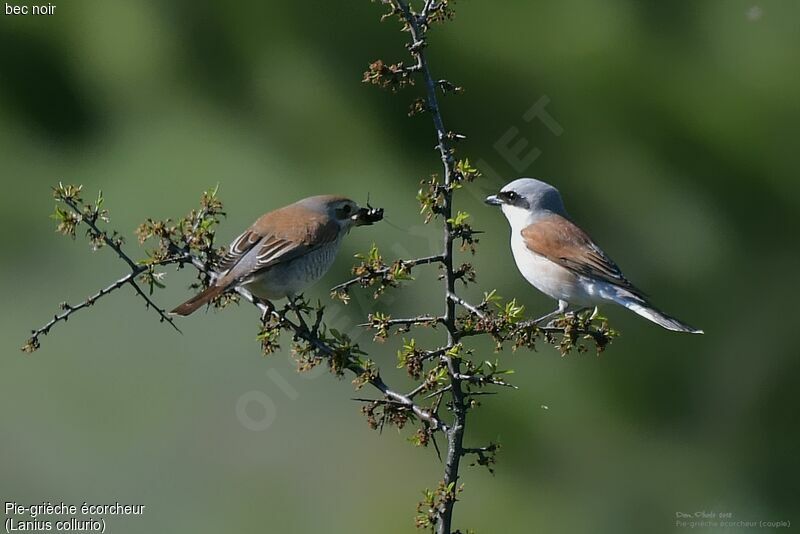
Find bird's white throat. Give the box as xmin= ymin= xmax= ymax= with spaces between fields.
xmin=500 ymin=203 xmax=536 ymax=231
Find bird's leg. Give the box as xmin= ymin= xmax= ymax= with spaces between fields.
xmin=258 ymin=299 xmax=276 ymax=323
xmin=526 ymin=300 xmax=570 ymax=327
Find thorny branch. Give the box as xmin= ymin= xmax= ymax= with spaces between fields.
xmin=23 ymin=186 xmax=186 ymax=353
xmin=237 ymin=285 xmax=448 ymax=432
xmin=360 ymin=1 xmax=616 ymax=532
xmin=68 ymin=191 xmax=182 ymax=333
xmin=26 ymin=185 xmax=444 ymax=435
xmin=392 ymin=2 xmax=467 ymax=533
xmin=25 ymin=256 xmax=190 ymax=352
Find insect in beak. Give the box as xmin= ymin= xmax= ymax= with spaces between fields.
xmin=352 ymin=205 xmax=384 ymax=226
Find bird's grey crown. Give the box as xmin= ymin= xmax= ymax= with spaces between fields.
xmin=293 ymin=195 xmax=357 ymax=228
xmin=296 ymin=194 xmax=352 ymax=212
xmin=501 ymin=178 xmax=566 ymax=216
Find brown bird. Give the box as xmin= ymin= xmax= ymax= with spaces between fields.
xmin=172 ymin=195 xmax=382 ymax=316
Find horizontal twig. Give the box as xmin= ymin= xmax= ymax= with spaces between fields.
xmin=26 ymin=254 xmax=191 ymax=350
xmin=330 ymin=254 xmax=444 ymax=294
xmin=454 ymin=373 xmax=518 ymax=389
xmin=29 ymin=271 xmax=139 ymax=343
xmin=358 ymin=315 xmax=443 ymax=328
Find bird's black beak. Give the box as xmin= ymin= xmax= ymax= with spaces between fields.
xmin=352 ymin=206 xmax=384 ymax=226
xmin=484 ymin=194 xmax=502 ymax=206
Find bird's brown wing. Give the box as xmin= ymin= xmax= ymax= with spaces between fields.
xmin=216 ymin=205 xmax=340 ymax=286
xmin=520 ymin=214 xmax=643 ymax=296
xmin=217 ymin=228 xmax=262 ymax=272
xmin=172 ymin=204 xmax=340 ymax=316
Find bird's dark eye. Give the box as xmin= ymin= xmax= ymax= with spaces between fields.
xmin=503 ymin=191 xmax=518 ymax=201
xmin=339 ymin=205 xmax=353 ymax=217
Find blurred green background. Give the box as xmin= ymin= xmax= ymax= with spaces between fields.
xmin=1 ymin=1 xmax=798 ymax=532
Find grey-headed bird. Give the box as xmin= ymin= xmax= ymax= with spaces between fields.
xmin=172 ymin=195 xmax=382 ymax=316
xmin=485 ymin=178 xmax=702 ymax=334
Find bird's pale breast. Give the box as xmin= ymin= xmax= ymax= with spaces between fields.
xmin=510 ymin=233 xmax=596 ymax=305
xmin=244 ymin=240 xmax=340 ymax=300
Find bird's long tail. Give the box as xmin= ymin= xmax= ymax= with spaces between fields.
xmin=619 ymin=296 xmax=704 ymax=334
xmin=171 ymin=284 xmax=227 ymax=316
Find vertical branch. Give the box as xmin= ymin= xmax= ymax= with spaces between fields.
xmin=394 ymin=2 xmax=466 ymax=532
